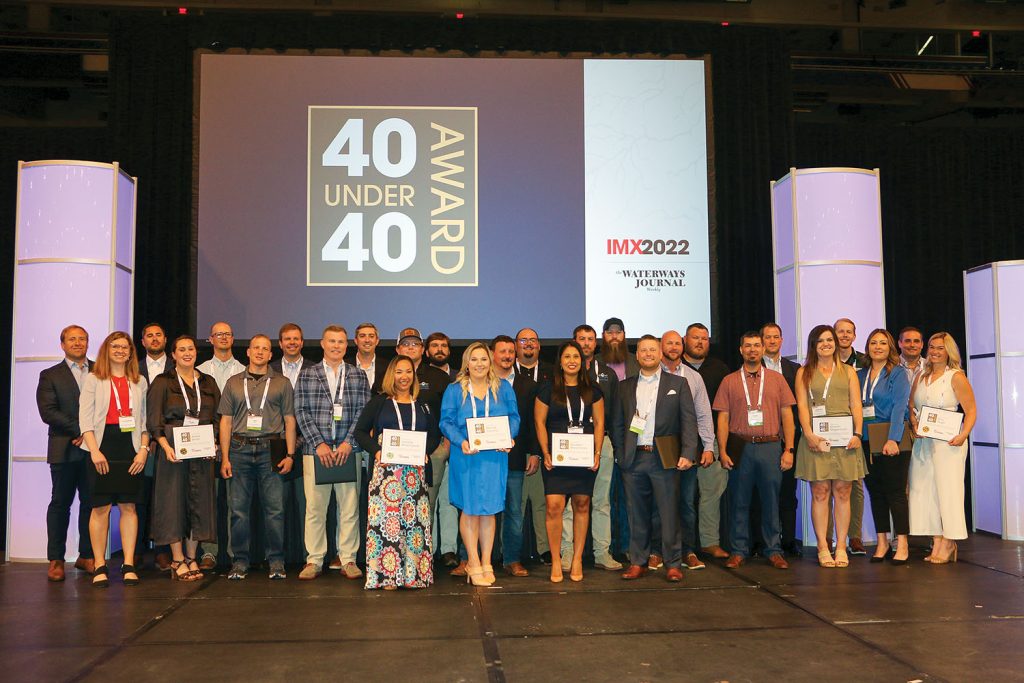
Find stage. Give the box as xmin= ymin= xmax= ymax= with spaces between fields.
xmin=3 ymin=535 xmax=1021 ymax=682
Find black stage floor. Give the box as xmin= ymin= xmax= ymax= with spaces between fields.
xmin=3 ymin=535 xmax=1022 ymax=682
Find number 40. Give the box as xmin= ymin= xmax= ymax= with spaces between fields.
xmin=321 ymin=212 xmax=416 ymax=273
xmin=321 ymin=118 xmax=416 ymax=178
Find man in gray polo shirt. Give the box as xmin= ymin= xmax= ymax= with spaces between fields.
xmin=219 ymin=334 xmax=296 ymax=580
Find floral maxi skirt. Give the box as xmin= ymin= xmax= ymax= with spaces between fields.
xmin=364 ymin=463 xmax=434 ymax=589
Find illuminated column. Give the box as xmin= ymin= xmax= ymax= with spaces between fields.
xmin=7 ymin=161 xmax=136 ymax=562
xmin=771 ymin=167 xmax=886 ymax=547
xmin=964 ymin=261 xmax=1024 ymax=540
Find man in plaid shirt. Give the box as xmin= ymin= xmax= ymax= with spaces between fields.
xmin=294 ymin=325 xmax=371 ymax=580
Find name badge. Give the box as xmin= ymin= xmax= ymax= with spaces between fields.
xmin=747 ymin=409 xmax=764 ymax=427
xmin=183 ymin=415 xmax=200 ymax=427
xmin=568 ymin=425 xmax=584 ymax=435
xmin=118 ymin=415 xmax=136 ymax=432
xmin=333 ymin=404 xmax=344 ymax=421
xmin=812 ymin=404 xmax=827 ymax=418
xmin=246 ymin=413 xmax=263 ymax=431
xmin=862 ymin=403 xmax=876 ymax=419
xmin=629 ymin=415 xmax=647 ymax=434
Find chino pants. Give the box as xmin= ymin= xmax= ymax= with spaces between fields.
xmin=303 ymin=454 xmax=361 ymax=568
xmin=696 ymin=446 xmax=729 ymax=548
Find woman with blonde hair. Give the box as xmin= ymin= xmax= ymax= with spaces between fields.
xmin=908 ymin=332 xmax=976 ymax=563
xmin=79 ymin=331 xmax=150 ymax=587
xmin=439 ymin=342 xmax=520 ymax=586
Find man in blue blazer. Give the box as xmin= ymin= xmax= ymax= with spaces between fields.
xmin=612 ymin=335 xmax=700 ymax=582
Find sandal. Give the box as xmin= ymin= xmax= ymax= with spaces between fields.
xmin=121 ymin=564 xmax=140 ymax=586
xmin=817 ymin=550 xmax=836 ymax=568
xmin=92 ymin=565 xmax=110 ymax=588
xmin=833 ymin=549 xmax=849 ymax=568
xmin=185 ymin=557 xmax=204 ymax=580
xmin=481 ymin=565 xmax=496 ymax=585
xmin=170 ymin=559 xmax=198 ymax=582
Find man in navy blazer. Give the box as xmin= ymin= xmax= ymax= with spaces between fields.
xmin=36 ymin=324 xmax=94 ymax=581
xmin=612 ymin=335 xmax=700 ymax=582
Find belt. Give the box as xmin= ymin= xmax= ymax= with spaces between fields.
xmin=637 ymin=444 xmax=655 ymax=452
xmin=749 ymin=434 xmax=780 ymax=443
xmin=231 ymin=433 xmax=281 ymax=446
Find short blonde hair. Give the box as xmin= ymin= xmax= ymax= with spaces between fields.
xmin=380 ymin=356 xmax=420 ymax=400
xmin=925 ymin=332 xmax=963 ymax=373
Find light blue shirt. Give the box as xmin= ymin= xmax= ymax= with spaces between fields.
xmin=763 ymin=355 xmax=783 ymax=374
xmin=281 ymin=358 xmax=303 ymax=388
xmin=197 ymin=355 xmax=246 ymax=392
xmin=634 ymin=370 xmax=661 ymax=447
xmin=65 ymin=358 xmax=89 ymax=390
xmin=662 ymin=361 xmax=715 ymax=452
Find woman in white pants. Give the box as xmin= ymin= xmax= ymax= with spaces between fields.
xmin=908 ymin=332 xmax=976 ymax=564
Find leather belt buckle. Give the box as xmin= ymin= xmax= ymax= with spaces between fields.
xmin=750 ymin=435 xmax=780 ymax=444
xmin=637 ymin=444 xmax=655 ymax=452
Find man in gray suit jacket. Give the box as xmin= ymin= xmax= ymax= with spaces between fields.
xmin=36 ymin=324 xmax=94 ymax=581
xmin=611 ymin=335 xmax=700 ymax=582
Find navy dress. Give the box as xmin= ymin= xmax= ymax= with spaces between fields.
xmin=439 ymin=382 xmax=521 ymax=515
xmin=537 ymin=383 xmax=604 ymax=496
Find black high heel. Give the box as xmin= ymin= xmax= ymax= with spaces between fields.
xmin=92 ymin=565 xmax=110 ymax=588
xmin=121 ymin=564 xmax=140 ymax=586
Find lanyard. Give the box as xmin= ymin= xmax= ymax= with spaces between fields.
xmin=111 ymin=378 xmax=132 ymax=416
xmin=516 ymin=362 xmax=538 ymax=382
xmin=566 ymin=389 xmax=585 ymax=426
xmin=863 ymin=368 xmax=883 ymax=403
xmin=244 ymin=375 xmax=271 ymax=414
xmin=392 ymin=399 xmax=417 ymax=431
xmin=742 ymin=369 xmax=765 ymax=410
xmin=470 ymin=389 xmax=491 ymax=418
xmin=809 ymin=367 xmax=833 ymax=404
xmin=177 ymin=371 xmax=202 ymax=415
xmin=324 ymin=362 xmax=346 ymax=404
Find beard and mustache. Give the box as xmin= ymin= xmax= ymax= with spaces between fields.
xmin=600 ymin=341 xmax=627 ymax=364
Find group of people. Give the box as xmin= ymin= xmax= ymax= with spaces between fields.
xmin=37 ymin=315 xmax=976 ymax=589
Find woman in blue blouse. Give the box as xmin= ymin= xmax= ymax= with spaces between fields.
xmin=858 ymin=329 xmax=912 ymax=564
xmin=355 ymin=356 xmax=441 ymax=590
xmin=440 ymin=342 xmax=521 ymax=586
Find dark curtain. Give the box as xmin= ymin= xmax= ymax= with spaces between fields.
xmin=794 ymin=123 xmax=1024 ymax=344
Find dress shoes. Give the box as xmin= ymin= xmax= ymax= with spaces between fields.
xmin=73 ymin=557 xmax=95 ymax=574
xmin=725 ymin=554 xmax=745 ymax=569
xmin=768 ymin=554 xmax=789 ymax=570
xmin=199 ymin=554 xmax=217 ymax=571
xmin=647 ymin=554 xmax=664 ymax=570
xmin=450 ymin=560 xmax=469 ymax=577
xmin=700 ymin=545 xmax=729 ymax=559
xmin=666 ymin=567 xmax=684 ymax=582
xmin=504 ymin=562 xmax=529 ymax=577
xmin=155 ymin=552 xmax=172 ymax=572
xmin=848 ymin=537 xmax=867 ymax=555
xmin=539 ymin=551 xmax=552 ymax=565
xmin=621 ymin=565 xmax=648 ymax=580
xmin=441 ymin=552 xmax=459 ymax=568
xmin=47 ymin=560 xmax=65 ymax=582
xmin=684 ymin=553 xmax=706 ymax=570
xmin=781 ymin=542 xmax=803 ymax=558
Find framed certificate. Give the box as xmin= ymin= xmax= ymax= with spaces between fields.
xmin=916 ymin=406 xmax=964 ymax=441
xmin=551 ymin=433 xmax=595 ymax=468
xmin=810 ymin=416 xmax=854 ymax=449
xmin=172 ymin=424 xmax=217 ymax=460
xmin=380 ymin=429 xmax=428 ymax=466
xmin=465 ymin=415 xmax=513 ymax=450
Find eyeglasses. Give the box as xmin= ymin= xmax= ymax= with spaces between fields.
xmin=109 ymin=344 xmax=131 ymax=351
xmin=211 ymin=332 xmax=233 ymax=339
xmin=517 ymin=338 xmax=538 ymax=346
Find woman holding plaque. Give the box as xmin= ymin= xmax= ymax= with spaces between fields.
xmin=79 ymin=332 xmax=150 ymax=588
xmin=857 ymin=329 xmax=912 ymax=564
xmin=535 ymin=341 xmax=604 ymax=583
xmin=908 ymin=332 xmax=976 ymax=564
xmin=147 ymin=335 xmax=221 ymax=582
xmin=354 ymin=356 xmax=441 ymax=590
xmin=794 ymin=324 xmax=865 ymax=569
xmin=440 ymin=342 xmax=520 ymax=587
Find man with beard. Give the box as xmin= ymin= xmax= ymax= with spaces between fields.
xmin=601 ymin=318 xmax=639 ymax=380
xmin=353 ymin=322 xmax=382 ymax=390
xmin=138 ymin=322 xmax=172 ymax=570
xmin=681 ymin=323 xmax=733 ymax=560
xmin=515 ymin=326 xmax=553 ymax=563
xmin=514 ymin=327 xmax=553 ymax=384
xmin=426 ymin=332 xmax=458 ymax=381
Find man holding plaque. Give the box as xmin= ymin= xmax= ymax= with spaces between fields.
xmin=294 ymin=325 xmax=371 ymax=581
xmin=612 ymin=335 xmax=700 ymax=583
xmin=714 ymin=332 xmax=796 ymax=570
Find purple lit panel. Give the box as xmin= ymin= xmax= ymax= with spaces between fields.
xmin=996 ymin=264 xmax=1024 ymax=352
xmin=1000 ymin=356 xmax=1024 ymax=446
xmin=115 ymin=171 xmax=135 ymax=267
xmin=1005 ymin=450 xmax=1024 ymax=540
xmin=965 ymin=269 xmax=995 ymax=356
xmin=114 ymin=268 xmax=132 ymax=334
xmin=16 ymin=164 xmax=113 ymax=261
xmin=14 ymin=263 xmax=110 ymax=351
xmin=775 ymin=268 xmax=798 ymax=358
xmin=968 ymin=357 xmax=999 ymax=444
xmin=798 ymin=264 xmax=885 ymax=342
xmin=772 ymin=177 xmax=794 ymax=269
xmin=795 ymin=171 xmax=881 ymax=263
xmin=971 ymin=445 xmax=1003 ymax=536
xmin=11 ymin=361 xmax=51 ymax=457
xmin=8 ymin=461 xmax=83 ymax=560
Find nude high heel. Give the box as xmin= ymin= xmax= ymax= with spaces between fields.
xmin=930 ymin=542 xmax=958 ymax=564
xmin=467 ymin=566 xmax=490 ymax=586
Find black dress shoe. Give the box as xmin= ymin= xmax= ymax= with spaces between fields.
xmin=441 ymin=552 xmax=459 ymax=568
xmin=890 ymin=556 xmax=910 ymax=566
xmin=781 ymin=542 xmax=803 ymax=558
xmin=539 ymin=551 xmax=552 ymax=565
xmin=869 ymin=555 xmax=886 ymax=563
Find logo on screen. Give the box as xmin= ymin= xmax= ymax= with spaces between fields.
xmin=308 ymin=106 xmax=478 ymax=286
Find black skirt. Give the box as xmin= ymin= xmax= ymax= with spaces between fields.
xmin=88 ymin=426 xmax=144 ymax=506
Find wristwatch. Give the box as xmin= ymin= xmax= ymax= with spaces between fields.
xmin=784 ymin=447 xmax=794 ymax=454
xmin=852 ymin=432 xmax=862 ymax=440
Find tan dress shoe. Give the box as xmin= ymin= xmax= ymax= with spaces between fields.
xmin=725 ymin=554 xmax=745 ymax=569
xmin=504 ymin=562 xmax=529 ymax=577
xmin=47 ymin=560 xmax=65 ymax=582
xmin=450 ymin=560 xmax=469 ymax=577
xmin=73 ymin=557 xmax=95 ymax=574
xmin=700 ymin=545 xmax=729 ymax=559
xmin=768 ymin=554 xmax=790 ymax=569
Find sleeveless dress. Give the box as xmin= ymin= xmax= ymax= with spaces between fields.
xmin=795 ymin=365 xmax=867 ymax=482
xmin=908 ymin=368 xmax=968 ymax=539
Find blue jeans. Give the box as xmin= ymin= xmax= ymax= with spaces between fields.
xmin=501 ymin=470 xmax=526 ymax=564
xmin=729 ymin=441 xmax=783 ymax=558
xmin=227 ymin=442 xmax=284 ymax=568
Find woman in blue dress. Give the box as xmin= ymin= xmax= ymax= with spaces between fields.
xmin=440 ymin=341 xmax=521 ymax=586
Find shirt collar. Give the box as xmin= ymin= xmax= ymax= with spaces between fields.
xmin=65 ymin=358 xmax=88 ymax=371
xmin=638 ymin=369 xmax=661 ymax=383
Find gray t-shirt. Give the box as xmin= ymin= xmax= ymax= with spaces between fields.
xmin=218 ymin=368 xmax=294 ymax=436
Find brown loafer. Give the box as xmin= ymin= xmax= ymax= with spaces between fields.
xmin=621 ymin=565 xmax=648 ymax=580
xmin=684 ymin=553 xmax=706 ymax=570
xmin=450 ymin=560 xmax=468 ymax=577
xmin=725 ymin=554 xmax=745 ymax=569
xmin=647 ymin=554 xmax=664 ymax=570
xmin=73 ymin=557 xmax=95 ymax=574
xmin=504 ymin=562 xmax=529 ymax=577
xmin=666 ymin=567 xmax=683 ymax=582
xmin=849 ymin=537 xmax=867 ymax=555
xmin=155 ymin=552 xmax=172 ymax=572
xmin=47 ymin=560 xmax=65 ymax=582
xmin=701 ymin=545 xmax=729 ymax=559
xmin=768 ymin=554 xmax=790 ymax=570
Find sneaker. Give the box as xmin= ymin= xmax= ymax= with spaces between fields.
xmin=298 ymin=563 xmax=322 ymax=580
xmin=648 ymin=554 xmax=664 ymax=570
xmin=199 ymin=553 xmax=217 ymax=571
xmin=227 ymin=564 xmax=248 ymax=580
xmin=341 ymin=562 xmax=363 ymax=580
xmin=684 ymin=553 xmax=706 ymax=570
xmin=268 ymin=563 xmax=287 ymax=580
xmin=594 ymin=554 xmax=624 ymax=571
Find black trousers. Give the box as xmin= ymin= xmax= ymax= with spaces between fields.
xmin=46 ymin=455 xmax=93 ymax=560
xmin=864 ymin=450 xmax=911 ymax=535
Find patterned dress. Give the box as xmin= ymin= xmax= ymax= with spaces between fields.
xmin=355 ymin=394 xmax=441 ymax=589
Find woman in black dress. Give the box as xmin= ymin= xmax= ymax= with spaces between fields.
xmin=535 ymin=341 xmax=604 ymax=583
xmin=148 ymin=335 xmax=221 ymax=581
